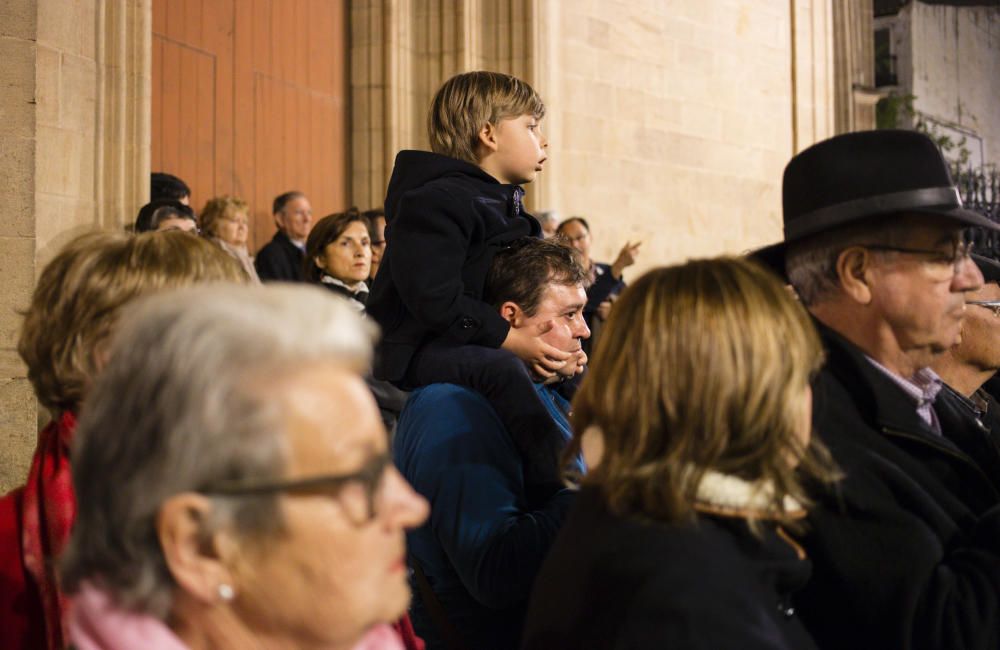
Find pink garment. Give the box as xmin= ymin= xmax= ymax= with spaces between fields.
xmin=70 ymin=581 xmax=406 ymax=650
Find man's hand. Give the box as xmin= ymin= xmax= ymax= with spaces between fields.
xmin=610 ymin=241 xmax=642 ymax=279
xmin=501 ymin=323 xmax=571 ymax=379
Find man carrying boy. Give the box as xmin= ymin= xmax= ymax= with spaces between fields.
xmin=394 ymin=237 xmax=590 ymax=650
xmin=368 ymin=71 xmax=579 ymax=492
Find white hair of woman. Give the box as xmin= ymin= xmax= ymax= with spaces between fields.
xmin=61 ymin=283 xmax=427 ymax=650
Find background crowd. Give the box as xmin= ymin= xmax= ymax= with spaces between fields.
xmin=2 ymin=69 xmax=1000 ymax=650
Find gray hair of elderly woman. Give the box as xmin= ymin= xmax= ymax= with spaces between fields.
xmin=61 ymin=283 xmax=376 ymax=619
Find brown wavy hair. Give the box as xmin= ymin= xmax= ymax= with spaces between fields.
xmin=568 ymin=256 xmax=839 ymax=530
xmin=18 ymin=231 xmax=247 ymax=412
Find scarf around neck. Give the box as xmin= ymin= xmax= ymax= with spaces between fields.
xmin=22 ymin=410 xmax=78 ymax=649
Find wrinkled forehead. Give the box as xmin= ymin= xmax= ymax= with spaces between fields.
xmin=268 ymin=363 xmax=385 ymax=477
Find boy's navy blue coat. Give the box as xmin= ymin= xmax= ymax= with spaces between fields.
xmin=367 ymin=150 xmax=540 ymax=382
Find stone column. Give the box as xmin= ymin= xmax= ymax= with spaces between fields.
xmin=0 ymin=0 xmax=42 ymax=493
xmin=790 ymin=0 xmax=836 ymax=154
xmin=349 ymin=0 xmax=540 ymax=210
xmin=0 ymin=0 xmax=151 ymax=492
xmin=832 ymin=0 xmax=877 ymax=133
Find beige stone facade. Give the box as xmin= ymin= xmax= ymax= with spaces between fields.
xmin=352 ymin=0 xmax=839 ymax=276
xmin=0 ymin=0 xmax=150 ymax=491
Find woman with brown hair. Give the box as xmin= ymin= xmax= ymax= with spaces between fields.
xmin=520 ymin=257 xmax=839 ymax=650
xmin=303 ymin=209 xmax=372 ymax=311
xmin=0 ymin=231 xmax=245 ymax=650
xmin=199 ymin=195 xmax=261 ymax=283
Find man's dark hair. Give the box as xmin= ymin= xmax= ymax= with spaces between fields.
xmin=273 ymin=191 xmax=305 ymax=215
xmin=362 ymin=208 xmax=386 ymax=242
xmin=556 ymin=216 xmax=590 ymax=235
xmin=134 ymin=200 xmax=196 ymax=233
xmin=150 ymin=173 xmax=190 ymax=203
xmin=485 ymin=237 xmax=588 ymax=316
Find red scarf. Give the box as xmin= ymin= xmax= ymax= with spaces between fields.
xmin=20 ymin=411 xmax=77 ymax=649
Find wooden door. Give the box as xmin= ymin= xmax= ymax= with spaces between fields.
xmin=152 ymin=0 xmax=348 ymax=251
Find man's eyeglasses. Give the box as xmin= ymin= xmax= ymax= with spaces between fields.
xmin=968 ymin=300 xmax=1000 ymax=317
xmin=862 ymin=240 xmax=974 ymax=277
xmin=201 ymin=451 xmax=392 ymax=524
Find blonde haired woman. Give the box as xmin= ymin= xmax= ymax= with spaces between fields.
xmin=521 ymin=257 xmax=838 ymax=650
xmin=200 ymin=195 xmax=260 ymax=283
xmin=0 ymin=232 xmax=245 ymax=650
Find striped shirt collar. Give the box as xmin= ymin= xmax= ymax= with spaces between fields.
xmin=864 ymin=355 xmax=943 ymax=434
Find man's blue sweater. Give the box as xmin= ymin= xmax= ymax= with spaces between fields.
xmin=393 ymin=382 xmax=577 ymax=650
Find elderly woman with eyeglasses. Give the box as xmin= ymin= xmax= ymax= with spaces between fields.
xmin=61 ymin=284 xmax=429 ymax=650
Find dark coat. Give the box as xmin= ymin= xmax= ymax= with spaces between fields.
xmin=254 ymin=230 xmax=304 ymax=282
xmin=521 ymin=486 xmax=818 ymax=650
xmin=933 ymin=383 xmax=1000 ymax=511
xmin=795 ymin=322 xmax=1000 ymax=650
xmin=367 ymin=151 xmax=539 ymax=383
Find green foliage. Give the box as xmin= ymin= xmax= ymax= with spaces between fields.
xmin=877 ymin=92 xmax=972 ymax=167
xmin=875 ymin=93 xmax=914 ymax=130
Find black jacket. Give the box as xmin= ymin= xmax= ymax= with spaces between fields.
xmin=795 ymin=323 xmax=1000 ymax=650
xmin=367 ymin=151 xmax=539 ymax=383
xmin=933 ymin=383 xmax=1000 ymax=512
xmin=521 ymin=486 xmax=818 ymax=650
xmin=254 ymin=230 xmax=304 ymax=282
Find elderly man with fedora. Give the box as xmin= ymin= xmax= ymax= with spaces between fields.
xmin=756 ymin=129 xmax=1000 ymax=650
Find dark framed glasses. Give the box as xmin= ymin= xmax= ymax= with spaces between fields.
xmin=862 ymin=239 xmax=974 ymax=277
xmin=201 ymin=451 xmax=392 ymax=524
xmin=967 ymin=300 xmax=1000 ymax=317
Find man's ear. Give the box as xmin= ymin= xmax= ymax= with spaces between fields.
xmin=313 ymin=255 xmax=326 ymax=272
xmin=499 ymin=301 xmax=523 ymax=326
xmin=156 ymin=493 xmax=236 ymax=606
xmin=273 ymin=211 xmax=286 ymax=231
xmin=836 ymin=247 xmax=874 ymax=305
xmin=477 ymin=122 xmax=499 ymax=153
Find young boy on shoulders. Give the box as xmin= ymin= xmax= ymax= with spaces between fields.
xmin=367 ymin=71 xmax=580 ymax=490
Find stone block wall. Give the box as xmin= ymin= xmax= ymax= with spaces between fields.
xmin=534 ymin=0 xmax=836 ymax=274
xmin=350 ymin=0 xmax=838 ymax=277
xmin=0 ymin=0 xmax=150 ymax=492
xmin=0 ymin=0 xmax=43 ymax=492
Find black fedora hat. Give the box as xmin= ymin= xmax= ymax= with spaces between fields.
xmin=753 ymin=129 xmax=997 ymax=274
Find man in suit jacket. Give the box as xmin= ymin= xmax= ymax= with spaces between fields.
xmin=255 ymin=191 xmax=313 ymax=282
xmin=755 ymin=130 xmax=1000 ymax=649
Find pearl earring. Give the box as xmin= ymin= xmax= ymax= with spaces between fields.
xmin=218 ymin=583 xmax=235 ymax=602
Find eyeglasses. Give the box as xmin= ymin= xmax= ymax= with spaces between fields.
xmin=968 ymin=300 xmax=1000 ymax=317
xmin=201 ymin=451 xmax=392 ymax=524
xmin=862 ymin=240 xmax=974 ymax=277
